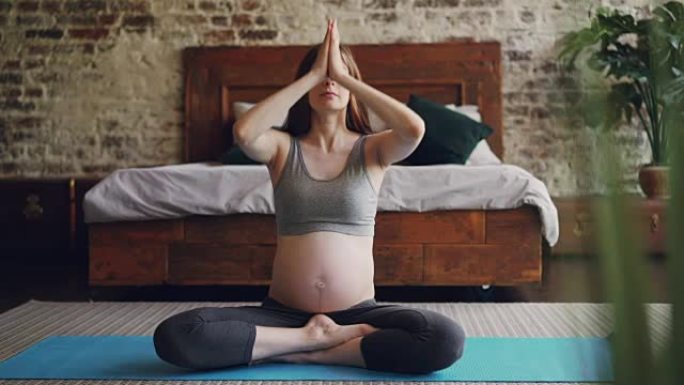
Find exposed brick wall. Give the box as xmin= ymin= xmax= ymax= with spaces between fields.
xmin=0 ymin=0 xmax=665 ymax=196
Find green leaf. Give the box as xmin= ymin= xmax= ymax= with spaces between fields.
xmin=595 ymin=43 xmax=649 ymax=80
xmin=558 ymin=27 xmax=604 ymax=69
xmin=636 ymin=19 xmax=653 ymax=34
xmin=668 ymin=34 xmax=681 ymax=50
xmin=586 ymin=53 xmax=607 ymax=72
xmin=580 ymin=91 xmax=609 ymax=128
xmin=654 ymin=6 xmax=675 ymax=23
xmin=662 ymin=76 xmax=684 ymax=104
xmin=606 ymin=82 xmax=642 ymax=127
xmin=662 ymin=1 xmax=684 ymax=21
xmin=601 ymin=12 xmax=637 ymax=33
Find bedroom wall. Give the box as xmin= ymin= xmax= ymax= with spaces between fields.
xmin=0 ymin=0 xmax=662 ymax=196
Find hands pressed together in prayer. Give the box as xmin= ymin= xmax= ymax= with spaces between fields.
xmin=310 ymin=19 xmax=347 ymax=83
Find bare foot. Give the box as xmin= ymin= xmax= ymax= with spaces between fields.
xmin=303 ymin=314 xmax=379 ymax=351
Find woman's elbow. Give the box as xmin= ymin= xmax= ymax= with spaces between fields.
xmin=409 ymin=119 xmax=425 ymax=138
xmin=233 ymin=122 xmax=249 ymax=146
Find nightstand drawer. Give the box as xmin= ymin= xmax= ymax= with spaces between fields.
xmin=553 ymin=198 xmax=597 ymax=255
xmin=0 ymin=179 xmax=72 ymax=260
xmin=552 ymin=196 xmax=669 ymax=255
xmin=637 ymin=200 xmax=668 ymax=254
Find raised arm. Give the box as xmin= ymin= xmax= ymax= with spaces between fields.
xmin=233 ymin=19 xmax=334 ymax=165
xmin=233 ymin=72 xmax=320 ymax=147
xmin=328 ymin=19 xmax=425 ymax=168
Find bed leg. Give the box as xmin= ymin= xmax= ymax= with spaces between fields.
xmin=465 ymin=284 xmax=497 ymax=302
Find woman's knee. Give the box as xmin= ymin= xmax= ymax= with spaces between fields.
xmin=153 ymin=312 xmax=202 ymax=369
xmin=408 ymin=310 xmax=467 ymax=373
xmin=152 ymin=308 xmax=253 ymax=369
xmin=364 ymin=308 xmax=466 ymax=374
xmin=426 ymin=311 xmax=466 ymax=367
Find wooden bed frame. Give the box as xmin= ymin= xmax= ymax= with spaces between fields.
xmin=88 ymin=40 xmax=544 ymax=287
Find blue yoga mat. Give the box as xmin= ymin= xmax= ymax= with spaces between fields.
xmin=0 ymin=335 xmax=613 ymax=382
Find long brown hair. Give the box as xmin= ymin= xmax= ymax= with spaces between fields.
xmin=283 ymin=44 xmax=373 ymax=137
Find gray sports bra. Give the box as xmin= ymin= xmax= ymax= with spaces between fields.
xmin=273 ymin=135 xmax=378 ymax=236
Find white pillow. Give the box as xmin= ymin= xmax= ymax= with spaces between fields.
xmin=445 ymin=104 xmax=481 ymax=122
xmin=233 ymin=101 xmax=288 ymax=128
xmin=465 ymin=139 xmax=502 ymax=166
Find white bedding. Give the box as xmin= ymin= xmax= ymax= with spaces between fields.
xmin=83 ymin=162 xmax=559 ymax=246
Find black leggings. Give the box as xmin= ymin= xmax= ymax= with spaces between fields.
xmin=153 ymin=296 xmax=466 ymax=374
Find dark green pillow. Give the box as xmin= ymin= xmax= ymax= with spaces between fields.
xmin=217 ymin=145 xmax=261 ymax=165
xmin=398 ymin=94 xmax=494 ymax=166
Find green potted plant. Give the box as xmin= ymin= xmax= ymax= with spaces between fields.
xmin=590 ymin=108 xmax=683 ymax=385
xmin=558 ymin=4 xmax=684 ymax=383
xmin=557 ymin=1 xmax=684 ymax=198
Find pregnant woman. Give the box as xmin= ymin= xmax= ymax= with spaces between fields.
xmin=153 ymin=19 xmax=466 ymax=374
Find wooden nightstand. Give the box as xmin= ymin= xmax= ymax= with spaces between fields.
xmin=552 ymin=195 xmax=669 ymax=256
xmin=0 ymin=178 xmax=104 ymax=269
xmin=0 ymin=178 xmax=73 ymax=266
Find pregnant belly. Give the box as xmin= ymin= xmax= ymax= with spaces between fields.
xmin=268 ymin=233 xmax=376 ymax=313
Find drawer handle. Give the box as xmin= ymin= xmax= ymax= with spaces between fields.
xmin=650 ymin=213 xmax=659 ymax=232
xmin=573 ymin=220 xmax=584 ymax=236
xmin=573 ymin=212 xmax=590 ymax=237
xmin=23 ymin=193 xmax=44 ymax=220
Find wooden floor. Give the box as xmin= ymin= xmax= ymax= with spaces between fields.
xmin=0 ymin=252 xmax=671 ymax=315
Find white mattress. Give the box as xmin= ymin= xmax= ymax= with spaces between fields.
xmin=83 ymin=162 xmax=559 ymax=246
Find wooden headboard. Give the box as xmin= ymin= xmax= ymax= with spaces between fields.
xmin=183 ymin=41 xmax=502 ymax=163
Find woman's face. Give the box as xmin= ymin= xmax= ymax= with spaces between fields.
xmin=308 ymin=63 xmax=351 ymax=114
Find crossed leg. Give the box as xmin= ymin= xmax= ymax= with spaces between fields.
xmin=256 ymin=305 xmax=467 ymax=373
xmin=154 ymin=300 xmax=465 ymax=373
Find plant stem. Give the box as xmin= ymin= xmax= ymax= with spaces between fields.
xmin=661 ymin=118 xmax=668 ymax=164
xmin=644 ymin=80 xmax=660 ymax=163
xmin=634 ymin=80 xmax=656 ymax=162
xmin=645 ymin=76 xmax=660 ymax=163
xmin=658 ymin=108 xmax=667 ymax=164
xmin=635 ymin=106 xmax=655 ymax=156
